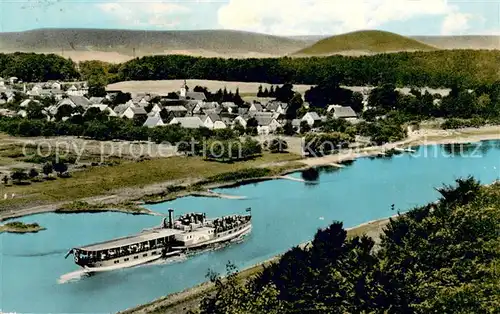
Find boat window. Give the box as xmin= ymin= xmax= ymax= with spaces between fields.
xmin=114 ymin=260 xmax=119 ymax=264
xmin=143 ymin=253 xmax=147 ymax=257
xmin=134 ymin=256 xmax=138 ymax=259
xmin=152 ymin=251 xmax=157 ymax=255
xmin=124 ymin=258 xmax=129 ymax=261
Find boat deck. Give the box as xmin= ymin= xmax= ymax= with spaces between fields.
xmin=77 ymin=228 xmax=183 ymax=251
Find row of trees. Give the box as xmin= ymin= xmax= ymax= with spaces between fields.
xmin=303 ymin=132 xmax=354 ymax=156
xmin=366 ymin=83 xmax=500 ymax=120
xmin=5 ymin=49 xmax=500 ymax=87
xmin=305 ymin=81 xmax=364 ymax=112
xmin=179 ymin=137 xmax=263 ymax=162
xmin=3 ymin=162 xmax=68 ymax=185
xmin=0 ymin=53 xmax=79 ymax=82
xmin=192 ymin=86 xmax=244 ymax=106
xmin=0 ymin=116 xmax=251 ymax=148
xmin=199 ymin=177 xmax=500 ymax=313
xmin=115 ymin=50 xmax=500 ymax=88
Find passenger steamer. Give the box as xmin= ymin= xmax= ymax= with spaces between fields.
xmin=65 ymin=209 xmax=252 ymax=272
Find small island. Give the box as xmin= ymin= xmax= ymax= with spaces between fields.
xmin=0 ymin=221 xmax=46 ymax=234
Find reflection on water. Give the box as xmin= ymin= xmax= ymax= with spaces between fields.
xmin=301 ymin=167 xmax=320 ymax=181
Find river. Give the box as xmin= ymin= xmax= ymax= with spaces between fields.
xmin=1 ymin=141 xmax=499 ymax=313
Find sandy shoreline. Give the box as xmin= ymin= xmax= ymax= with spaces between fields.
xmin=1 ymin=126 xmax=499 ymax=221
xmin=300 ymin=126 xmax=500 ymax=167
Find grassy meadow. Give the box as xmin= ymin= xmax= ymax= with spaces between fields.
xmin=0 ymin=152 xmax=301 ymax=211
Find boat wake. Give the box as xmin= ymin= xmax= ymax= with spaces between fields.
xmin=8 ymin=249 xmax=67 ymax=257
xmin=57 ymin=269 xmax=89 ymax=284
xmin=151 ymin=254 xmax=188 ymax=266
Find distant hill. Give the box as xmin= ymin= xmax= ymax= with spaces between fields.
xmin=295 ymin=30 xmax=437 ymax=56
xmin=0 ymin=28 xmax=311 ymax=62
xmin=2 ymin=29 xmax=498 ymax=62
xmin=412 ymin=35 xmax=500 ymax=50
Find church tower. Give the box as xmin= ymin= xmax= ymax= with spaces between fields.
xmin=180 ymin=80 xmax=188 ymax=98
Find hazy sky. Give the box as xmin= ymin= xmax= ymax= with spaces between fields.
xmin=1 ymin=0 xmax=499 ymax=36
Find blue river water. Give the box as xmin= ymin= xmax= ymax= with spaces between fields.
xmin=1 ymin=141 xmax=500 ymax=313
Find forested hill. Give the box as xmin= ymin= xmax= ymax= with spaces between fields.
xmin=295 ymin=30 xmax=436 ymax=55
xmin=2 ymin=49 xmax=500 ymax=88
xmin=0 ymin=29 xmax=310 ymax=57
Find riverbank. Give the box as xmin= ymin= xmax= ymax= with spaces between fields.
xmin=0 ymin=200 xmax=163 ymax=221
xmin=0 ymin=154 xmax=302 ymax=220
xmin=300 ymin=125 xmax=500 ymax=167
xmin=2 ymin=126 xmax=499 ymax=221
xmin=120 ymin=215 xmax=394 ymax=314
xmin=0 ymin=221 xmax=46 ymax=234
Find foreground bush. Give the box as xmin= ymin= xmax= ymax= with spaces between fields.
xmin=200 ymin=177 xmax=500 ymax=313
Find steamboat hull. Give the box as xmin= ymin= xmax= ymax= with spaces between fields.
xmin=66 ymin=210 xmax=252 ymax=272
xmin=174 ymin=223 xmax=252 ymax=250
xmin=83 ymin=250 xmax=182 ymax=273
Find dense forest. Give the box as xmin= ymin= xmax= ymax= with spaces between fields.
xmin=198 ymin=177 xmax=500 ymax=313
xmin=113 ymin=50 xmax=500 ymax=87
xmin=0 ymin=53 xmax=79 ymax=82
xmin=2 ymin=50 xmax=500 ymax=88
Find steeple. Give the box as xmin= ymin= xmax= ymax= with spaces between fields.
xmin=180 ymin=80 xmax=188 ymax=98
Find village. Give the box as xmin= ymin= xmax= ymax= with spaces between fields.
xmin=0 ymin=76 xmax=452 ymax=137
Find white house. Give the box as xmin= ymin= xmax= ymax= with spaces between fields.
xmin=165 ymin=105 xmax=188 ymax=117
xmin=113 ymin=104 xmax=130 ymax=117
xmin=203 ymin=114 xmax=227 ymax=129
xmin=143 ymin=115 xmax=164 ymax=128
xmin=40 ymin=89 xmax=65 ymax=100
xmin=327 ymin=105 xmax=357 ymax=120
xmin=17 ymin=109 xmax=27 ymax=118
xmin=221 ymin=102 xmax=238 ymax=114
xmin=233 ymin=116 xmax=247 ymax=128
xmin=121 ymin=106 xmax=148 ymax=119
xmin=170 ymin=117 xmax=205 ymax=129
xmin=89 ymin=97 xmax=104 ymax=104
xmin=88 ymin=104 xmax=117 ymax=117
xmin=150 ymin=103 xmax=163 ymax=115
xmin=67 ymin=85 xmax=87 ymax=97
xmin=57 ymin=95 xmax=91 ymax=109
xmin=30 ymin=84 xmax=43 ymax=96
xmin=51 ymin=82 xmax=61 ymax=90
xmin=302 ymin=112 xmax=322 ymax=126
xmin=138 ymin=98 xmax=149 ymax=107
xmin=20 ymin=99 xmax=40 ymax=108
xmin=249 ymin=103 xmax=263 ymax=112
xmin=266 ymin=102 xmax=288 ymax=114
xmin=255 ymin=116 xmax=282 ymax=135
xmin=193 ymin=102 xmax=218 ymax=115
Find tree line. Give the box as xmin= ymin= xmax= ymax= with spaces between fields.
xmin=0 ymin=115 xmax=260 ymax=154
xmin=3 ymin=50 xmax=500 ymax=88
xmin=115 ymin=50 xmax=500 ymax=88
xmin=0 ymin=53 xmax=79 ymax=82
xmin=199 ymin=177 xmax=500 ymax=313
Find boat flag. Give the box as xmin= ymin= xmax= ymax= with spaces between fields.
xmin=245 ymin=207 xmax=252 ymax=212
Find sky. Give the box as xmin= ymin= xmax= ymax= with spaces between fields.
xmin=0 ymin=0 xmax=499 ymax=36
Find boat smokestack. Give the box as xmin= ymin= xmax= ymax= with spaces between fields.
xmin=168 ymin=209 xmax=174 ymax=228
